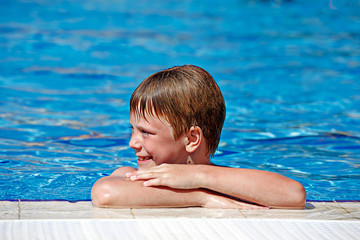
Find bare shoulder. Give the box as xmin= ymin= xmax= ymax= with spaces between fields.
xmin=110 ymin=166 xmax=137 ymax=177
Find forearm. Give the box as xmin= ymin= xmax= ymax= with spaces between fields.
xmin=91 ymin=176 xmax=205 ymax=208
xmin=198 ymin=165 xmax=306 ymax=209
xmin=119 ymin=164 xmax=306 ymax=209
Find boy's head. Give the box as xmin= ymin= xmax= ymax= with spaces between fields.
xmin=130 ymin=65 xmax=226 ymax=157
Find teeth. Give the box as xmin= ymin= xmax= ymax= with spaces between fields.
xmin=139 ymin=156 xmax=152 ymax=161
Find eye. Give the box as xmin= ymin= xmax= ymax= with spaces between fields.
xmin=141 ymin=129 xmax=150 ymax=136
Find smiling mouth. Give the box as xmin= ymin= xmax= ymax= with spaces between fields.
xmin=138 ymin=156 xmax=153 ymax=161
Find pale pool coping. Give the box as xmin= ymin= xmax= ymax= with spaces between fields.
xmin=1 ymin=201 xmax=359 ymax=240
xmin=0 ymin=200 xmax=359 ymax=220
xmin=1 ymin=218 xmax=359 ymax=240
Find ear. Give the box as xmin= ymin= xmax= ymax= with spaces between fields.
xmin=184 ymin=126 xmax=203 ymax=153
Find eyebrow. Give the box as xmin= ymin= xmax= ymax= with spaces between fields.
xmin=129 ymin=122 xmax=156 ymax=134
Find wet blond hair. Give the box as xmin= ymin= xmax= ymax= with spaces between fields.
xmin=130 ymin=65 xmax=226 ymax=156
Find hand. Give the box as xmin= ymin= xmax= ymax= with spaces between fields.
xmin=110 ymin=166 xmax=136 ymax=177
xmin=126 ymin=163 xmax=205 ymax=189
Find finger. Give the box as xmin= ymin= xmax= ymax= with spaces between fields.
xmin=130 ymin=172 xmax=155 ymax=181
xmin=125 ymin=171 xmax=141 ymax=178
xmin=125 ymin=172 xmax=134 ymax=178
xmin=143 ymin=178 xmax=161 ymax=187
xmin=130 ymin=166 xmax=168 ymax=178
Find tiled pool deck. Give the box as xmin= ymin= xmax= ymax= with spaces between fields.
xmin=1 ymin=200 xmax=359 ymax=220
xmin=1 ymin=201 xmax=359 ymax=239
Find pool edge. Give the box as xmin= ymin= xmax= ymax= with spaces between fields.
xmin=0 ymin=200 xmax=359 ymax=221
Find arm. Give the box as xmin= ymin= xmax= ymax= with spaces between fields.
xmin=128 ymin=164 xmax=306 ymax=209
xmin=201 ymin=165 xmax=306 ymax=209
xmin=91 ymin=176 xmax=202 ymax=208
xmin=91 ymin=167 xmax=265 ymax=209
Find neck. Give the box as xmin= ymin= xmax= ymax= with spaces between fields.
xmin=187 ymin=142 xmax=210 ymax=165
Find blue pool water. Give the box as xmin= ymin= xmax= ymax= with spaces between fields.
xmin=1 ymin=0 xmax=359 ymax=201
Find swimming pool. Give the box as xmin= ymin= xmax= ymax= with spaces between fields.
xmin=1 ymin=0 xmax=359 ymax=201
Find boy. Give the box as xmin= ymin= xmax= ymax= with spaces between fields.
xmin=91 ymin=65 xmax=306 ymax=209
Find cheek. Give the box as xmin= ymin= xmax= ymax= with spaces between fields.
xmin=143 ymin=137 xmax=163 ymax=153
xmin=151 ymin=140 xmax=178 ymax=159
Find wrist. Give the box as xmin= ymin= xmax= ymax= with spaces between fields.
xmin=193 ymin=164 xmax=211 ymax=189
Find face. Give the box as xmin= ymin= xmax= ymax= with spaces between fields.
xmin=129 ymin=112 xmax=189 ymax=169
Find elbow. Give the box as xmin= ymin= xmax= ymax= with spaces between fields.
xmin=288 ymin=182 xmax=307 ymax=209
xmin=91 ymin=178 xmax=115 ymax=208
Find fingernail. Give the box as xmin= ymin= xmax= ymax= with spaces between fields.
xmin=125 ymin=172 xmax=132 ymax=177
xmin=130 ymin=175 xmax=137 ymax=180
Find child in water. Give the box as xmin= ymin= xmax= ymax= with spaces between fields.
xmin=91 ymin=65 xmax=306 ymax=209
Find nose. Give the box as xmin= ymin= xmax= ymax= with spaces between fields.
xmin=129 ymin=132 xmax=141 ymax=150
